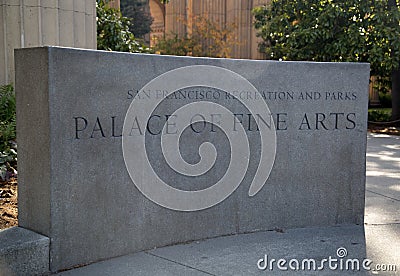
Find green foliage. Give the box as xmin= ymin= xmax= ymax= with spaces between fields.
xmin=379 ymin=91 xmax=393 ymax=107
xmin=0 ymin=85 xmax=16 ymax=145
xmin=120 ymin=0 xmax=154 ymax=38
xmin=97 ymin=0 xmax=152 ymax=53
xmin=154 ymin=34 xmax=195 ymax=56
xmin=0 ymin=84 xmax=17 ymax=181
xmin=154 ymin=16 xmax=239 ymax=58
xmin=253 ymin=0 xmax=400 ymax=77
xmin=368 ymin=108 xmax=392 ymax=122
xmin=374 ymin=76 xmax=392 ymax=93
xmin=0 ymin=147 xmax=17 ymax=181
xmin=371 ymin=76 xmax=392 ymax=107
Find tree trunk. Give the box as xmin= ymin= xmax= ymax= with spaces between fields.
xmin=392 ymin=70 xmax=400 ymax=120
xmin=388 ymin=0 xmax=400 ymax=121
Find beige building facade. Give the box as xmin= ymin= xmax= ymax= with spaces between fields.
xmin=1 ymin=0 xmax=269 ymax=85
xmin=149 ymin=0 xmax=269 ymax=59
xmin=1 ymin=0 xmax=97 ymax=85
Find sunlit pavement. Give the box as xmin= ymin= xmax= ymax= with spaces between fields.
xmin=58 ymin=133 xmax=399 ymax=275
xmin=365 ymin=133 xmax=400 ymax=275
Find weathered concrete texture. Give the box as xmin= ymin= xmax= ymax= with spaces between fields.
xmin=365 ymin=134 xmax=400 ymax=202
xmin=15 ymin=47 xmax=370 ymax=272
xmin=365 ymin=224 xmax=400 ymax=270
xmin=0 ymin=227 xmax=49 ymax=276
xmin=364 ymin=191 xmax=400 ymax=225
xmin=55 ymin=134 xmax=400 ymax=276
xmin=58 ymin=251 xmax=208 ymax=276
xmin=364 ymin=133 xmax=400 ymax=270
xmin=15 ymin=48 xmax=51 ymax=237
xmin=59 ymin=225 xmax=369 ymax=276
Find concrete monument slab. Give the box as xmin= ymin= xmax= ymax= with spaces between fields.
xmin=14 ymin=47 xmax=369 ymax=272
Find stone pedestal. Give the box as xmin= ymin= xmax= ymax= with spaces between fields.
xmin=15 ymin=46 xmax=369 ymax=272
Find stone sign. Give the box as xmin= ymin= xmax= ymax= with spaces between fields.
xmin=14 ymin=47 xmax=369 ymax=272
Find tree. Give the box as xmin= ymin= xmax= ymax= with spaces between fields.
xmin=97 ymin=0 xmax=151 ymax=53
xmin=154 ymin=15 xmax=239 ymax=58
xmin=120 ymin=0 xmax=154 ymax=39
xmin=253 ymin=0 xmax=400 ymax=119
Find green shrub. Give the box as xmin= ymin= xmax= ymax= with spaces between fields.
xmin=154 ymin=16 xmax=239 ymax=58
xmin=154 ymin=34 xmax=195 ymax=56
xmin=0 ymin=84 xmax=17 ymax=181
xmin=368 ymin=109 xmax=392 ymax=122
xmin=379 ymin=92 xmax=392 ymax=108
xmin=371 ymin=76 xmax=392 ymax=108
xmin=97 ymin=0 xmax=152 ymax=53
xmin=0 ymin=146 xmax=17 ymax=181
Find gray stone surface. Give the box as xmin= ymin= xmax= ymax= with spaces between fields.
xmin=148 ymin=225 xmax=369 ymax=276
xmin=58 ymin=225 xmax=399 ymax=276
xmin=58 ymin=225 xmax=370 ymax=276
xmin=364 ymin=191 xmax=400 ymax=225
xmin=58 ymin=252 xmax=209 ymax=276
xmin=366 ymin=134 xmax=400 ymax=201
xmin=15 ymin=47 xmax=370 ymax=272
xmin=56 ymin=133 xmax=400 ymax=276
xmin=364 ymin=133 xmax=400 ymax=272
xmin=0 ymin=226 xmax=49 ymax=276
xmin=15 ymin=47 xmax=51 ymax=237
xmin=365 ymin=224 xmax=400 ymax=270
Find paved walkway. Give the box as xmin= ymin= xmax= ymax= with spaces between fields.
xmin=58 ymin=133 xmax=400 ymax=275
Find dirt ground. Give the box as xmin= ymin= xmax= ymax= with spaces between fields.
xmin=0 ymin=127 xmax=398 ymax=231
xmin=0 ymin=178 xmax=17 ymax=230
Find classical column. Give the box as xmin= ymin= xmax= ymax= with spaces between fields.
xmin=165 ymin=0 xmax=186 ymax=37
xmin=149 ymin=0 xmax=165 ymax=46
xmin=158 ymin=0 xmax=269 ymax=59
xmin=226 ymin=0 xmax=245 ymax=58
xmin=0 ymin=0 xmax=97 ymax=85
xmin=107 ymin=0 xmax=120 ymax=10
